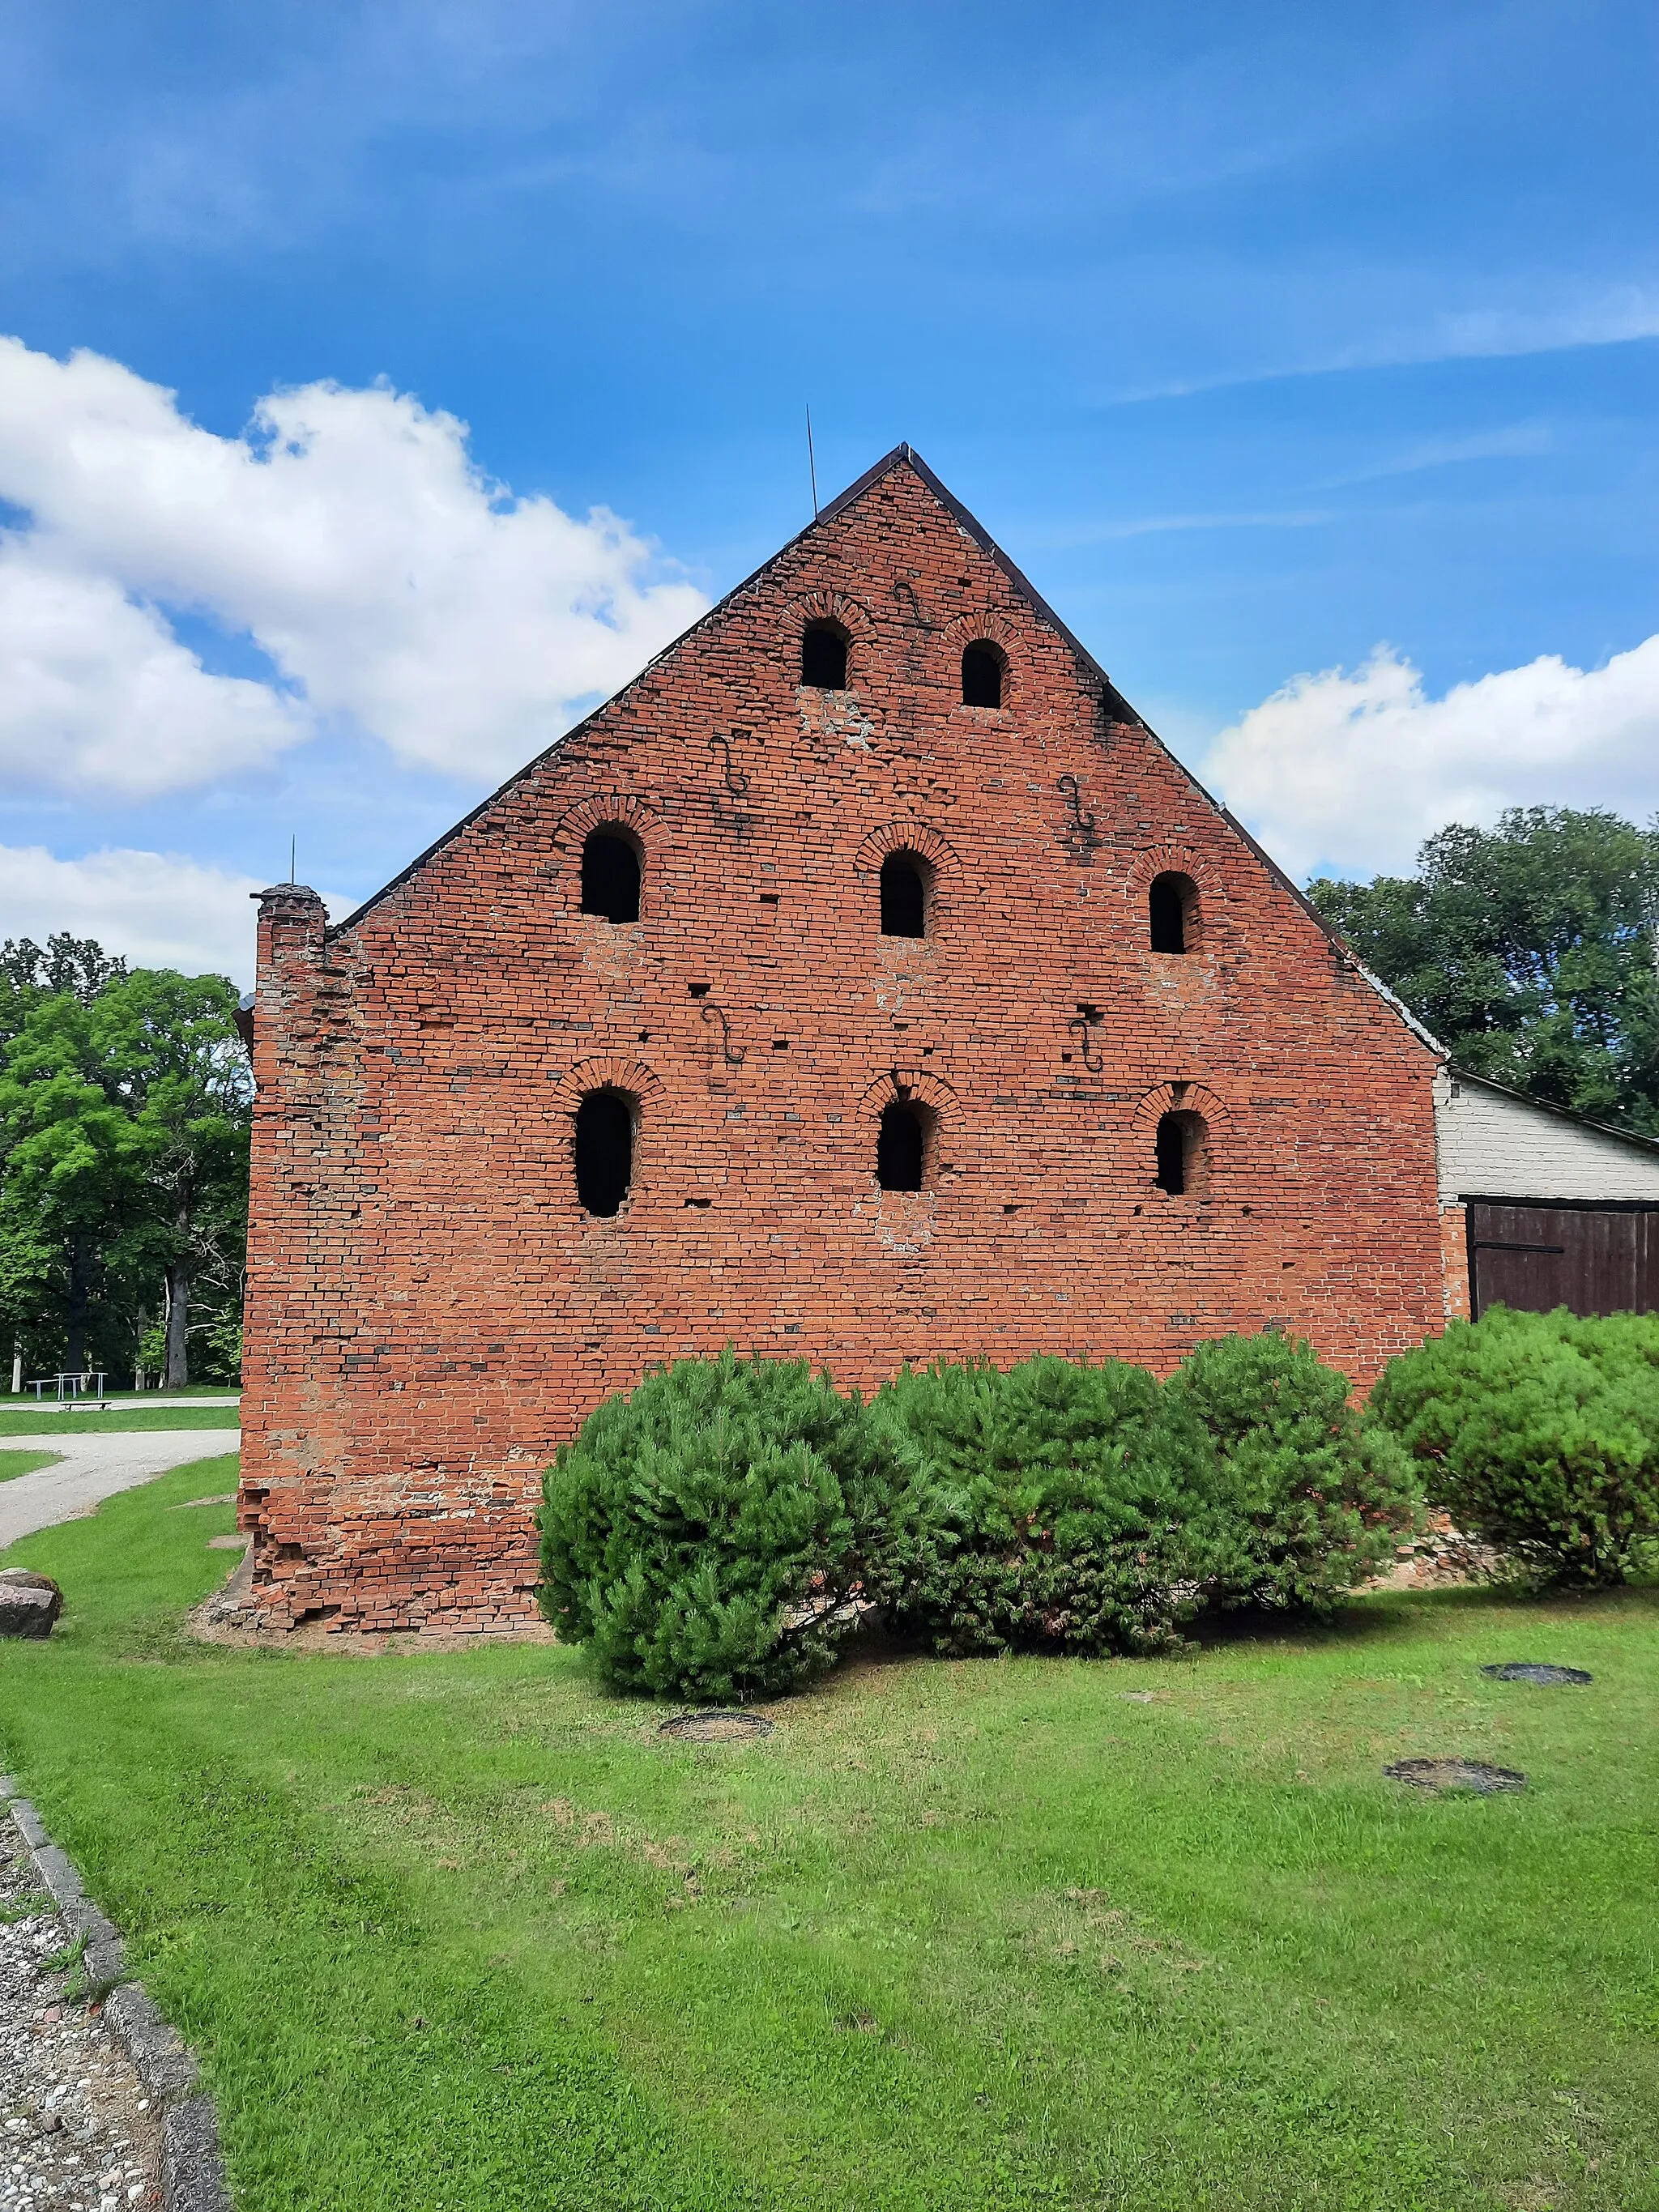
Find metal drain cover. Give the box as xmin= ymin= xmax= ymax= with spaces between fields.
xmin=659 ymin=1708 xmax=774 ymax=1743
xmin=1480 ymin=1662 xmax=1593 ymax=1686
xmin=1385 ymin=1757 xmax=1525 ymax=1794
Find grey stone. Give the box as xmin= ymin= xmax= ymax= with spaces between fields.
xmin=104 ymin=1983 xmax=201 ymax=2102
xmin=164 ymin=2095 xmax=232 ymax=2212
xmin=0 ymin=1570 xmax=61 ymax=1639
xmin=8 ymin=1805 xmax=126 ymax=1986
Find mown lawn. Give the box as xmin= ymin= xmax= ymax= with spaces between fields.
xmin=0 ymin=1448 xmax=61 ymax=1481
xmin=0 ymin=1404 xmax=241 ymax=1438
xmin=2 ymin=1460 xmax=1657 ymax=2212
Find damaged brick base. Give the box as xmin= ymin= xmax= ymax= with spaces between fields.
xmin=190 ymin=1541 xmax=557 ymax=1652
xmin=1 ymin=1779 xmax=231 ymax=2212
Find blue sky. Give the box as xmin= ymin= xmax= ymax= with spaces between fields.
xmin=0 ymin=1 xmax=1655 ymax=977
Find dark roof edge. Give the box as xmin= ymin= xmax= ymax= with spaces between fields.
xmin=1446 ymin=1066 xmax=1659 ymax=1157
xmin=330 ymin=446 xmax=923 ymax=937
xmin=326 ymin=441 xmax=1440 ymax=1067
xmin=898 ymin=447 xmax=1445 ymax=1065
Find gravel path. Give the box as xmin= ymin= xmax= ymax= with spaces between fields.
xmin=0 ymin=1438 xmax=240 ymax=1553
xmin=0 ymin=1825 xmax=160 ymax=2212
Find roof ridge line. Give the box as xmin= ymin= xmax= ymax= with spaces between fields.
xmin=321 ymin=445 xmax=1444 ymax=1065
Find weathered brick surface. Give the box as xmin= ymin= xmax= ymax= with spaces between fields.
xmin=238 ymin=450 xmax=1448 ymax=1634
xmin=1439 ymin=1204 xmax=1472 ymax=1321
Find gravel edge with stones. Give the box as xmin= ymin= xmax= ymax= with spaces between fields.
xmin=0 ymin=1779 xmax=230 ymax=2212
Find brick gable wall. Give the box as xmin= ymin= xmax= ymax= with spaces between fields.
xmin=237 ymin=454 xmax=1445 ymax=1635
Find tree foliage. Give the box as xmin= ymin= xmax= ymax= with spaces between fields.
xmin=1307 ymin=807 xmax=1659 ymax=1133
xmin=545 ymin=1340 xmax=1431 ymax=1702
xmin=869 ymin=1355 xmax=1226 ymax=1657
xmin=1371 ymin=1306 xmax=1659 ymax=1588
xmin=1163 ymin=1331 xmax=1421 ymax=1613
xmin=0 ymin=941 xmax=249 ymax=1388
xmin=538 ymin=1350 xmax=931 ymax=1700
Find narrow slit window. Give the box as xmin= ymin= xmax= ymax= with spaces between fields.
xmin=1149 ymin=872 xmax=1197 ymax=954
xmin=1154 ymin=1110 xmax=1209 ymax=1198
xmin=582 ymin=830 xmax=641 ymax=924
xmin=877 ymin=1100 xmax=928 ymax=1191
xmin=801 ymin=620 xmax=849 ymax=690
xmin=962 ymin=643 xmax=1003 ymax=708
xmin=574 ymin=1089 xmax=634 ymax=1217
xmin=880 ymin=850 xmax=928 ymax=938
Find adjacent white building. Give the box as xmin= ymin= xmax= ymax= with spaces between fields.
xmin=1434 ymin=1068 xmax=1659 ymax=1318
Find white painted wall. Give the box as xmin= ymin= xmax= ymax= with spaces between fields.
xmin=1435 ymin=1069 xmax=1659 ymax=1204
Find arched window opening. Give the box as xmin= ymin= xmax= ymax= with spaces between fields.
xmin=574 ymin=1089 xmax=634 ymax=1217
xmin=1154 ymin=1110 xmax=1209 ymax=1199
xmin=801 ymin=620 xmax=849 ymax=690
xmin=1149 ymin=872 xmax=1198 ymax=955
xmin=880 ymin=850 xmax=929 ymax=939
xmin=581 ymin=829 xmax=641 ymax=924
xmin=877 ymin=1098 xmax=933 ymax=1192
xmin=961 ymin=642 xmax=1004 ymax=709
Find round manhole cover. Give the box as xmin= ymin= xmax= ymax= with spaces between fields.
xmin=1384 ymin=1757 xmax=1525 ymax=1794
xmin=1480 ymin=1662 xmax=1593 ymax=1686
xmin=659 ymin=1709 xmax=774 ymax=1744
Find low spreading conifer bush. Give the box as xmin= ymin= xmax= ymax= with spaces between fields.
xmin=868 ymin=1354 xmax=1227 ymax=1657
xmin=543 ymin=1334 xmax=1430 ymax=1697
xmin=538 ymin=1349 xmax=927 ymax=1700
xmin=1163 ymin=1330 xmax=1422 ymax=1613
xmin=1371 ymin=1305 xmax=1659 ymax=1586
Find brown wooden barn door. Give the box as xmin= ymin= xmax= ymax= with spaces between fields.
xmin=1468 ymin=1202 xmax=1659 ymax=1317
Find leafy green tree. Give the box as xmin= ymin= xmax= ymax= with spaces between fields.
xmin=92 ymin=970 xmax=251 ymax=1389
xmin=0 ymin=961 xmax=250 ymax=1389
xmin=0 ymin=993 xmax=139 ymax=1376
xmin=0 ymin=934 xmax=127 ymax=1049
xmin=1308 ymin=807 xmax=1659 ymax=1133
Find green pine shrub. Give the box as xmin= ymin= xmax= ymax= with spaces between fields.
xmin=1371 ymin=1306 xmax=1659 ymax=1586
xmin=1164 ymin=1331 xmax=1423 ymax=1614
xmin=868 ymin=1355 xmax=1226 ymax=1657
xmin=538 ymin=1349 xmax=928 ymax=1700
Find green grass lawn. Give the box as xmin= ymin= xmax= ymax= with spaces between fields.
xmin=0 ymin=1404 xmax=241 ymax=1438
xmin=0 ymin=1447 xmax=61 ymax=1481
xmin=2 ymin=1460 xmax=1657 ymax=2212
xmin=100 ymin=1385 xmax=242 ymax=1399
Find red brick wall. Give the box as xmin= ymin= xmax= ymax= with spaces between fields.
xmin=238 ymin=453 xmax=1448 ymax=1634
xmin=1439 ymin=1205 xmax=1472 ymax=1321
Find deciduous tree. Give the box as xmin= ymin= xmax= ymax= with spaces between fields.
xmin=1309 ymin=807 xmax=1659 ymax=1134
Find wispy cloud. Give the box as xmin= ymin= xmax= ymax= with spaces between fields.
xmin=1105 ymin=288 xmax=1659 ymax=407
xmin=1317 ymin=421 xmax=1554 ymax=488
xmin=1026 ymin=509 xmax=1330 ymax=552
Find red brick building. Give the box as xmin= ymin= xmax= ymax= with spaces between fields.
xmin=238 ymin=447 xmax=1448 ymax=1635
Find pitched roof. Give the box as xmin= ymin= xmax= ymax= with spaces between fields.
xmin=324 ymin=445 xmax=1444 ymax=1059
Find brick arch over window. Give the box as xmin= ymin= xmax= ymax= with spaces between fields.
xmin=856 ymin=1068 xmax=960 ymax=1194
xmin=942 ymin=610 xmax=1020 ymax=709
xmin=1130 ymin=1079 xmax=1229 ymax=1136
xmin=1125 ymin=842 xmax=1210 ymax=906
xmin=852 ymin=821 xmax=957 ymax=878
xmin=551 ymin=793 xmax=662 ymax=854
xmin=549 ymin=1056 xmax=665 ymax=1116
xmin=783 ymin=588 xmax=876 ymax=671
xmin=1126 ymin=842 xmax=1211 ymax=953
xmin=855 ymin=1068 xmax=959 ymax=1121
xmin=1133 ymin=1080 xmax=1227 ymax=1201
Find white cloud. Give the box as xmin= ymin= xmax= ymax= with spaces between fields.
xmin=0 ymin=845 xmax=319 ymax=987
xmin=1202 ymin=635 xmax=1659 ymax=881
xmin=0 ymin=546 xmax=306 ymax=796
xmin=0 ymin=336 xmax=708 ymax=793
